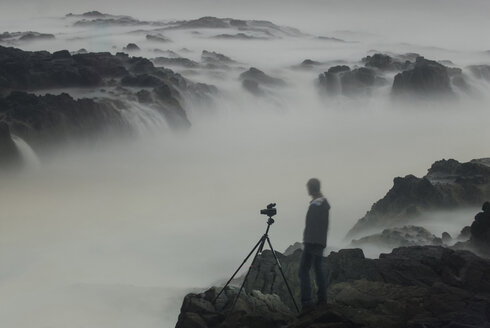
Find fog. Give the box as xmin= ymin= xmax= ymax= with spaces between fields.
xmin=1 ymin=1 xmax=490 ymax=327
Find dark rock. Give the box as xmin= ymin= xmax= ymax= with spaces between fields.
xmin=153 ymin=56 xmax=199 ymax=68
xmin=299 ymin=59 xmax=321 ymax=68
xmin=351 ymin=225 xmax=442 ymax=249
xmin=442 ymin=232 xmax=453 ymax=244
xmin=316 ymin=36 xmax=346 ymax=42
xmin=121 ymin=74 xmax=163 ymax=87
xmin=284 ymin=242 xmax=303 ymax=256
xmin=0 ymin=91 xmax=128 ymax=146
xmin=319 ymin=66 xmax=386 ymax=96
xmin=152 ymin=49 xmax=180 ymax=57
xmin=392 ymin=56 xmax=454 ymax=97
xmin=347 ymin=158 xmax=490 ymax=239
xmin=458 ymin=226 xmax=471 ymax=241
xmin=470 ymin=202 xmax=490 ymax=248
xmin=213 ymin=33 xmax=264 ymax=40
xmin=73 ymin=16 xmax=151 ymax=27
xmin=468 ymin=65 xmax=490 ymax=81
xmin=201 ymin=50 xmax=236 ymax=68
xmin=0 ymin=31 xmax=55 ymax=43
xmin=0 ymin=122 xmax=21 ymax=167
xmin=146 ymin=34 xmax=170 ymax=43
xmin=362 ymin=53 xmax=410 ymax=71
xmin=176 ymin=246 xmax=490 ymax=328
xmin=123 ymin=43 xmax=140 ymax=52
xmin=136 ymin=89 xmax=152 ymax=103
xmin=239 ymin=67 xmax=286 ymax=87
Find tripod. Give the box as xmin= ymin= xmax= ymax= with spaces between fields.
xmin=213 ymin=216 xmax=300 ymax=313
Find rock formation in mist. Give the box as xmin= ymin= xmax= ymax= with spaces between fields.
xmin=0 ymin=45 xmax=216 ymax=162
xmin=319 ymin=65 xmax=386 ymax=96
xmin=0 ymin=31 xmax=55 ymax=43
xmin=454 ymin=202 xmax=490 ymax=258
xmin=351 ymin=225 xmax=443 ymax=249
xmin=346 ymin=158 xmax=490 ymax=239
xmin=176 ymin=246 xmax=490 ymax=327
xmin=239 ymin=67 xmax=286 ymax=95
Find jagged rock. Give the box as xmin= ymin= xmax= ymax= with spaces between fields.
xmin=153 ymin=49 xmax=180 ymax=57
xmin=470 ymin=202 xmax=490 ymax=246
xmin=351 ymin=225 xmax=442 ymax=249
xmin=0 ymin=91 xmax=128 ymax=146
xmin=213 ymin=33 xmax=264 ymax=40
xmin=284 ymin=242 xmax=303 ymax=256
xmin=442 ymin=231 xmax=452 ymax=244
xmin=392 ymin=56 xmax=454 ymax=97
xmin=458 ymin=226 xmax=471 ymax=241
xmin=319 ymin=66 xmax=386 ymax=96
xmin=168 ymin=17 xmax=302 ymax=38
xmin=136 ymin=89 xmax=152 ymax=103
xmin=175 ymin=286 xmax=294 ymax=328
xmin=468 ymin=65 xmax=490 ymax=81
xmin=362 ymin=53 xmax=410 ymax=71
xmin=346 ymin=158 xmax=490 ymax=239
xmin=201 ymin=50 xmax=236 ymax=68
xmin=153 ymin=56 xmax=199 ymax=68
xmin=146 ymin=34 xmax=170 ymax=43
xmin=240 ymin=67 xmax=285 ymax=87
xmin=121 ymin=74 xmax=163 ymax=87
xmin=0 ymin=31 xmax=55 ymax=43
xmin=176 ymin=246 xmax=490 ymax=328
xmin=123 ymin=43 xmax=140 ymax=52
xmin=0 ymin=122 xmax=21 ymax=167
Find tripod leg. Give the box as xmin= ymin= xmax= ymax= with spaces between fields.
xmin=229 ymin=236 xmax=266 ymax=312
xmin=266 ymin=237 xmax=300 ymax=312
xmin=213 ymin=235 xmax=264 ymax=304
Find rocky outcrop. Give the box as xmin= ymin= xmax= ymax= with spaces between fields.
xmin=351 ymin=225 xmax=442 ymax=249
xmin=239 ymin=67 xmax=285 ymax=95
xmin=454 ymin=202 xmax=490 ymax=258
xmin=392 ymin=56 xmax=454 ymax=97
xmin=176 ymin=246 xmax=490 ymax=328
xmin=201 ymin=50 xmax=236 ymax=68
xmin=146 ymin=34 xmax=170 ymax=43
xmin=0 ymin=31 xmax=55 ymax=43
xmin=123 ymin=43 xmax=140 ymax=52
xmin=166 ymin=17 xmax=302 ymax=39
xmin=153 ymin=56 xmax=199 ymax=68
xmin=0 ymin=45 xmax=216 ymax=154
xmin=319 ymin=66 xmax=386 ymax=96
xmin=347 ymin=158 xmax=490 ymax=239
xmin=362 ymin=53 xmax=410 ymax=71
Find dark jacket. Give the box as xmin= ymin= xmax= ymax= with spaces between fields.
xmin=303 ymin=197 xmax=330 ymax=247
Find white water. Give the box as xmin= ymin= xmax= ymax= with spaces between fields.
xmin=11 ymin=135 xmax=41 ymax=169
xmin=1 ymin=1 xmax=490 ymax=327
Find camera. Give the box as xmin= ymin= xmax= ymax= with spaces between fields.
xmin=260 ymin=203 xmax=277 ymax=217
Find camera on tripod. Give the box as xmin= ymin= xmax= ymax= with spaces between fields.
xmin=260 ymin=203 xmax=277 ymax=217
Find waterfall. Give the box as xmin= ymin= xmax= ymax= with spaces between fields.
xmin=11 ymin=135 xmax=41 ymax=169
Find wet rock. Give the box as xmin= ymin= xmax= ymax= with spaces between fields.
xmin=201 ymin=50 xmax=236 ymax=68
xmin=240 ymin=67 xmax=285 ymax=87
xmin=347 ymin=158 xmax=490 ymax=239
xmin=121 ymin=74 xmax=163 ymax=87
xmin=442 ymin=232 xmax=453 ymax=244
xmin=153 ymin=56 xmax=199 ymax=68
xmin=319 ymin=66 xmax=386 ymax=96
xmin=146 ymin=34 xmax=170 ymax=43
xmin=468 ymin=65 xmax=490 ymax=81
xmin=176 ymin=246 xmax=490 ymax=328
xmin=123 ymin=43 xmax=140 ymax=52
xmin=470 ymin=202 xmax=490 ymax=247
xmin=392 ymin=56 xmax=454 ymax=97
xmin=351 ymin=225 xmax=442 ymax=249
xmin=362 ymin=53 xmax=410 ymax=71
xmin=136 ymin=89 xmax=152 ymax=103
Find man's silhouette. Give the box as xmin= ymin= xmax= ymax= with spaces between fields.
xmin=299 ymin=178 xmax=330 ymax=310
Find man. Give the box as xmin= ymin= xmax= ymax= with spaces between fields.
xmin=299 ymin=178 xmax=330 ymax=310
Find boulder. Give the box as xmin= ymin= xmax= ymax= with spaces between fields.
xmin=146 ymin=34 xmax=170 ymax=43
xmin=201 ymin=50 xmax=236 ymax=68
xmin=392 ymin=56 xmax=454 ymax=97
xmin=239 ymin=67 xmax=286 ymax=88
xmin=123 ymin=43 xmax=140 ymax=52
xmin=351 ymin=225 xmax=442 ymax=249
xmin=362 ymin=53 xmax=410 ymax=71
xmin=347 ymin=158 xmax=490 ymax=239
xmin=319 ymin=66 xmax=386 ymax=96
xmin=176 ymin=246 xmax=490 ymax=328
xmin=152 ymin=56 xmax=199 ymax=68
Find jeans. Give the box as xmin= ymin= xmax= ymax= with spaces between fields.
xmin=298 ymin=243 xmax=327 ymax=308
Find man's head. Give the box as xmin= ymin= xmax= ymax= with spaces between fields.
xmin=307 ymin=178 xmax=321 ymax=197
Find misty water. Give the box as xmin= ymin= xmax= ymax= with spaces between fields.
xmin=1 ymin=0 xmax=490 ymax=327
